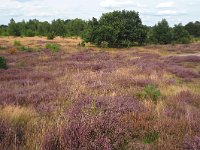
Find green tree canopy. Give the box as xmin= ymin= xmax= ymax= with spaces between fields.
xmin=150 ymin=19 xmax=172 ymax=44
xmin=66 ymin=19 xmax=86 ymax=37
xmin=172 ymin=24 xmax=191 ymax=44
xmin=83 ymin=10 xmax=147 ymax=47
xmin=8 ymin=19 xmax=21 ymax=36
xmin=185 ymin=21 xmax=200 ymax=38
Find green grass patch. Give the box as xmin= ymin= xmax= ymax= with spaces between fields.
xmin=136 ymin=85 xmax=161 ymax=104
xmin=143 ymin=131 xmax=159 ymax=144
xmin=14 ymin=40 xmax=21 ymax=47
xmin=46 ymin=43 xmax=60 ymax=53
xmin=32 ymin=47 xmax=42 ymax=52
xmin=17 ymin=46 xmax=33 ymax=52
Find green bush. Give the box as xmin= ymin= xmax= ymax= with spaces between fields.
xmin=46 ymin=43 xmax=60 ymax=53
xmin=17 ymin=46 xmax=33 ymax=52
xmin=143 ymin=131 xmax=159 ymax=144
xmin=78 ymin=41 xmax=86 ymax=47
xmin=0 ymin=56 xmax=8 ymax=69
xmin=14 ymin=40 xmax=21 ymax=46
xmin=32 ymin=47 xmax=42 ymax=52
xmin=82 ymin=10 xmax=147 ymax=48
xmin=47 ymin=33 xmax=55 ymax=40
xmin=25 ymin=29 xmax=35 ymax=37
xmin=100 ymin=41 xmax=109 ymax=48
xmin=137 ymin=85 xmax=161 ymax=103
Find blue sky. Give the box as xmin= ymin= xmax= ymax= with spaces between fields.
xmin=0 ymin=0 xmax=199 ymax=26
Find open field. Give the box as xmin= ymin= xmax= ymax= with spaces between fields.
xmin=0 ymin=37 xmax=200 ymax=150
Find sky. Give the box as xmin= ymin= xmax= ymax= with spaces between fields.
xmin=0 ymin=0 xmax=199 ymax=26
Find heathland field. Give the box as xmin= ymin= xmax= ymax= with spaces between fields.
xmin=0 ymin=37 xmax=200 ymax=150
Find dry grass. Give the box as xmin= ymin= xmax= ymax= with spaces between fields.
xmin=0 ymin=37 xmax=200 ymax=149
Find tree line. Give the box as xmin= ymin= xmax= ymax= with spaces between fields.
xmin=0 ymin=10 xmax=200 ymax=48
xmin=0 ymin=18 xmax=86 ymax=38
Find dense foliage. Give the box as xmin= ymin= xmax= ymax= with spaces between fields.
xmin=83 ymin=10 xmax=147 ymax=47
xmin=149 ymin=19 xmax=173 ymax=44
xmin=172 ymin=24 xmax=191 ymax=44
xmin=0 ymin=56 xmax=7 ymax=69
xmin=1 ymin=18 xmax=86 ymax=38
xmin=0 ymin=10 xmax=199 ymax=47
xmin=185 ymin=21 xmax=200 ymax=38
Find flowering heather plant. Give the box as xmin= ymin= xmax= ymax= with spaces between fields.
xmin=167 ymin=65 xmax=199 ymax=80
xmin=163 ymin=105 xmax=186 ymax=119
xmin=1 ymin=37 xmax=200 ymax=149
xmin=69 ymin=51 xmax=94 ymax=61
xmin=166 ymin=55 xmax=200 ymax=63
xmin=183 ymin=136 xmax=200 ymax=150
xmin=0 ymin=118 xmax=11 ymax=147
xmin=175 ymin=91 xmax=200 ymax=108
xmin=42 ymin=128 xmax=64 ymax=150
xmin=43 ymin=112 xmax=132 ymax=150
xmin=67 ymin=96 xmax=146 ymax=120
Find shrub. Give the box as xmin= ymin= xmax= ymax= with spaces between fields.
xmin=137 ymin=85 xmax=161 ymax=103
xmin=47 ymin=33 xmax=55 ymax=40
xmin=9 ymin=48 xmax=17 ymax=54
xmin=17 ymin=46 xmax=33 ymax=52
xmin=0 ymin=56 xmax=7 ymax=69
xmin=143 ymin=131 xmax=159 ymax=144
xmin=14 ymin=40 xmax=21 ymax=46
xmin=25 ymin=29 xmax=35 ymax=37
xmin=100 ymin=41 xmax=109 ymax=48
xmin=121 ymin=40 xmax=132 ymax=48
xmin=78 ymin=41 xmax=85 ymax=47
xmin=46 ymin=44 xmax=60 ymax=53
xmin=32 ymin=47 xmax=42 ymax=52
xmin=0 ymin=45 xmax=7 ymax=50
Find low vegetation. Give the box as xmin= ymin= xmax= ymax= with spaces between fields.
xmin=47 ymin=33 xmax=55 ymax=40
xmin=0 ymin=36 xmax=200 ymax=149
xmin=0 ymin=56 xmax=7 ymax=69
xmin=14 ymin=40 xmax=21 ymax=46
xmin=45 ymin=43 xmax=60 ymax=53
xmin=137 ymin=85 xmax=161 ymax=104
xmin=0 ymin=8 xmax=200 ymax=150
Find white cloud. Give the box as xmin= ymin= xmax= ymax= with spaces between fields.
xmin=100 ymin=0 xmax=134 ymax=8
xmin=0 ymin=0 xmax=199 ymax=26
xmin=156 ymin=2 xmax=175 ymax=8
xmin=156 ymin=10 xmax=187 ymax=16
xmin=0 ymin=0 xmax=67 ymax=19
xmin=157 ymin=10 xmax=177 ymax=15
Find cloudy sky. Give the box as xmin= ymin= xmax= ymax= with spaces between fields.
xmin=0 ymin=0 xmax=199 ymax=26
